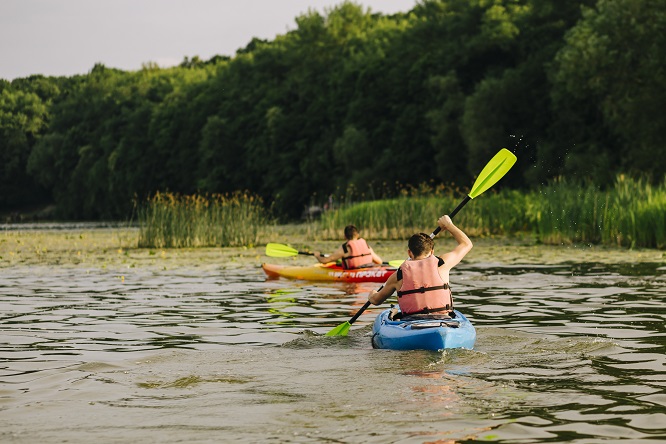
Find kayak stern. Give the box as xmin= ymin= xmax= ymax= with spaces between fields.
xmin=371 ymin=309 xmax=476 ymax=351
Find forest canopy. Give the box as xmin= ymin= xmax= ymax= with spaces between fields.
xmin=1 ymin=0 xmax=664 ymax=220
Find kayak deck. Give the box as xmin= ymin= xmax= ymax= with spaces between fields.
xmin=371 ymin=308 xmax=476 ymax=351
xmin=262 ymin=263 xmax=396 ymax=283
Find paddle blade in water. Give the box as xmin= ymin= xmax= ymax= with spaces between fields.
xmin=469 ymin=148 xmax=517 ymax=199
xmin=265 ymin=243 xmax=299 ymax=258
xmin=325 ymin=322 xmax=351 ymax=337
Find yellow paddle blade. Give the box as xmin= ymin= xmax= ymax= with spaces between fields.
xmin=387 ymin=259 xmax=404 ymax=267
xmin=469 ymin=148 xmax=517 ymax=199
xmin=265 ymin=243 xmax=299 ymax=258
xmin=325 ymin=321 xmax=351 ymax=336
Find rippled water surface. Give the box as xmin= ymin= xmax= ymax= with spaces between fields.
xmin=1 ymin=235 xmax=665 ymax=443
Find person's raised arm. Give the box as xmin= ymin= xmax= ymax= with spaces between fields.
xmin=437 ymin=215 xmax=473 ymax=269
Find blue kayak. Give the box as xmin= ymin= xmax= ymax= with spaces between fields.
xmin=371 ymin=308 xmax=476 ymax=351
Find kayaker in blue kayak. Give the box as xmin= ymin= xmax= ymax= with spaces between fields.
xmin=313 ymin=224 xmax=383 ymax=269
xmin=368 ymin=215 xmax=472 ymax=318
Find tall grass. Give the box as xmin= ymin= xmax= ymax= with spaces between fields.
xmin=317 ymin=176 xmax=666 ymax=249
xmin=532 ymin=175 xmax=666 ymax=248
xmin=138 ymin=192 xmax=269 ymax=248
xmin=318 ymin=187 xmax=530 ymax=239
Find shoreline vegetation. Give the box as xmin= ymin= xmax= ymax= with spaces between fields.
xmin=1 ymin=227 xmax=663 ymax=271
xmin=134 ymin=175 xmax=664 ymax=250
xmin=1 ymin=177 xmax=663 ymax=272
xmin=3 ymin=1 xmax=664 ymax=224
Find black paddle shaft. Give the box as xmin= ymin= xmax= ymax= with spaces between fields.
xmin=348 ymin=301 xmax=372 ymax=325
xmin=430 ymin=195 xmax=471 ymax=238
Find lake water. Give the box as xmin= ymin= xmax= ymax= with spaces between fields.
xmin=1 ymin=234 xmax=665 ymax=443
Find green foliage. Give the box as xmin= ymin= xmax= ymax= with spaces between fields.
xmin=0 ymin=87 xmax=49 ymax=208
xmin=26 ymin=64 xmax=216 ymax=219
xmin=532 ymin=175 xmax=666 ymax=248
xmin=1 ymin=0 xmax=664 ymax=226
xmin=318 ymin=185 xmax=529 ymax=239
xmin=551 ymin=0 xmax=666 ymax=179
xmin=137 ymin=192 xmax=269 ymax=248
xmin=319 ymin=175 xmax=666 ymax=249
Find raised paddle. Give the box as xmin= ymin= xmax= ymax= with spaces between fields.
xmin=265 ymin=242 xmax=404 ymax=267
xmin=325 ymin=148 xmax=517 ymax=337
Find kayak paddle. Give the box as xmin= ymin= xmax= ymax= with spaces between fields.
xmin=266 ymin=242 xmax=403 ymax=267
xmin=266 ymin=243 xmax=314 ymax=258
xmin=325 ymin=148 xmax=517 ymax=337
xmin=325 ymin=300 xmax=372 ymax=336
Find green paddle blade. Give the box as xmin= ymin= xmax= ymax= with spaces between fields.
xmin=469 ymin=148 xmax=517 ymax=199
xmin=325 ymin=321 xmax=351 ymax=336
xmin=265 ymin=243 xmax=299 ymax=258
xmin=387 ymin=259 xmax=404 ymax=267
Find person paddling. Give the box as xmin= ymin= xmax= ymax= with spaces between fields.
xmin=368 ymin=215 xmax=472 ymax=319
xmin=313 ymin=224 xmax=383 ymax=270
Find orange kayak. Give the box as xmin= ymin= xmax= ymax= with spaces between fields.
xmin=262 ymin=263 xmax=396 ymax=283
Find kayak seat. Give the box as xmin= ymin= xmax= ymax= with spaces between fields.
xmin=388 ymin=305 xmax=456 ymax=321
xmin=395 ymin=313 xmax=456 ymax=321
xmin=410 ymin=321 xmax=460 ymax=330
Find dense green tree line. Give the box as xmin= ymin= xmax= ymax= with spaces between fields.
xmin=1 ymin=0 xmax=664 ymax=220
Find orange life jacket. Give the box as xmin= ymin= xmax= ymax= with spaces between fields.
xmin=341 ymin=238 xmax=373 ymax=269
xmin=397 ymin=254 xmax=452 ymax=315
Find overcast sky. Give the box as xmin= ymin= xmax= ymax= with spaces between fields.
xmin=0 ymin=0 xmax=417 ymax=80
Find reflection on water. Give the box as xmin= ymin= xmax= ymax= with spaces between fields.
xmin=1 ymin=259 xmax=665 ymax=443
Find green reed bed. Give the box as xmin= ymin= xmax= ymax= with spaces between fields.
xmin=138 ymin=192 xmax=268 ymax=248
xmin=533 ymin=176 xmax=666 ymax=248
xmin=317 ymin=176 xmax=666 ymax=249
xmin=318 ymin=190 xmax=531 ymax=240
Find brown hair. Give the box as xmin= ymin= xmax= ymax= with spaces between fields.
xmin=408 ymin=233 xmax=434 ymax=257
xmin=344 ymin=225 xmax=359 ymax=240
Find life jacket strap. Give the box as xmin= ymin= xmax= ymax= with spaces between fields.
xmin=346 ymin=252 xmax=371 ymax=260
xmin=342 ymin=253 xmax=373 ymax=269
xmin=397 ymin=283 xmax=449 ymax=297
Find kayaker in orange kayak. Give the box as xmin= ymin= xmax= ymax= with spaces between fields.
xmin=367 ymin=215 xmax=472 ymax=318
xmin=313 ymin=224 xmax=383 ymax=270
